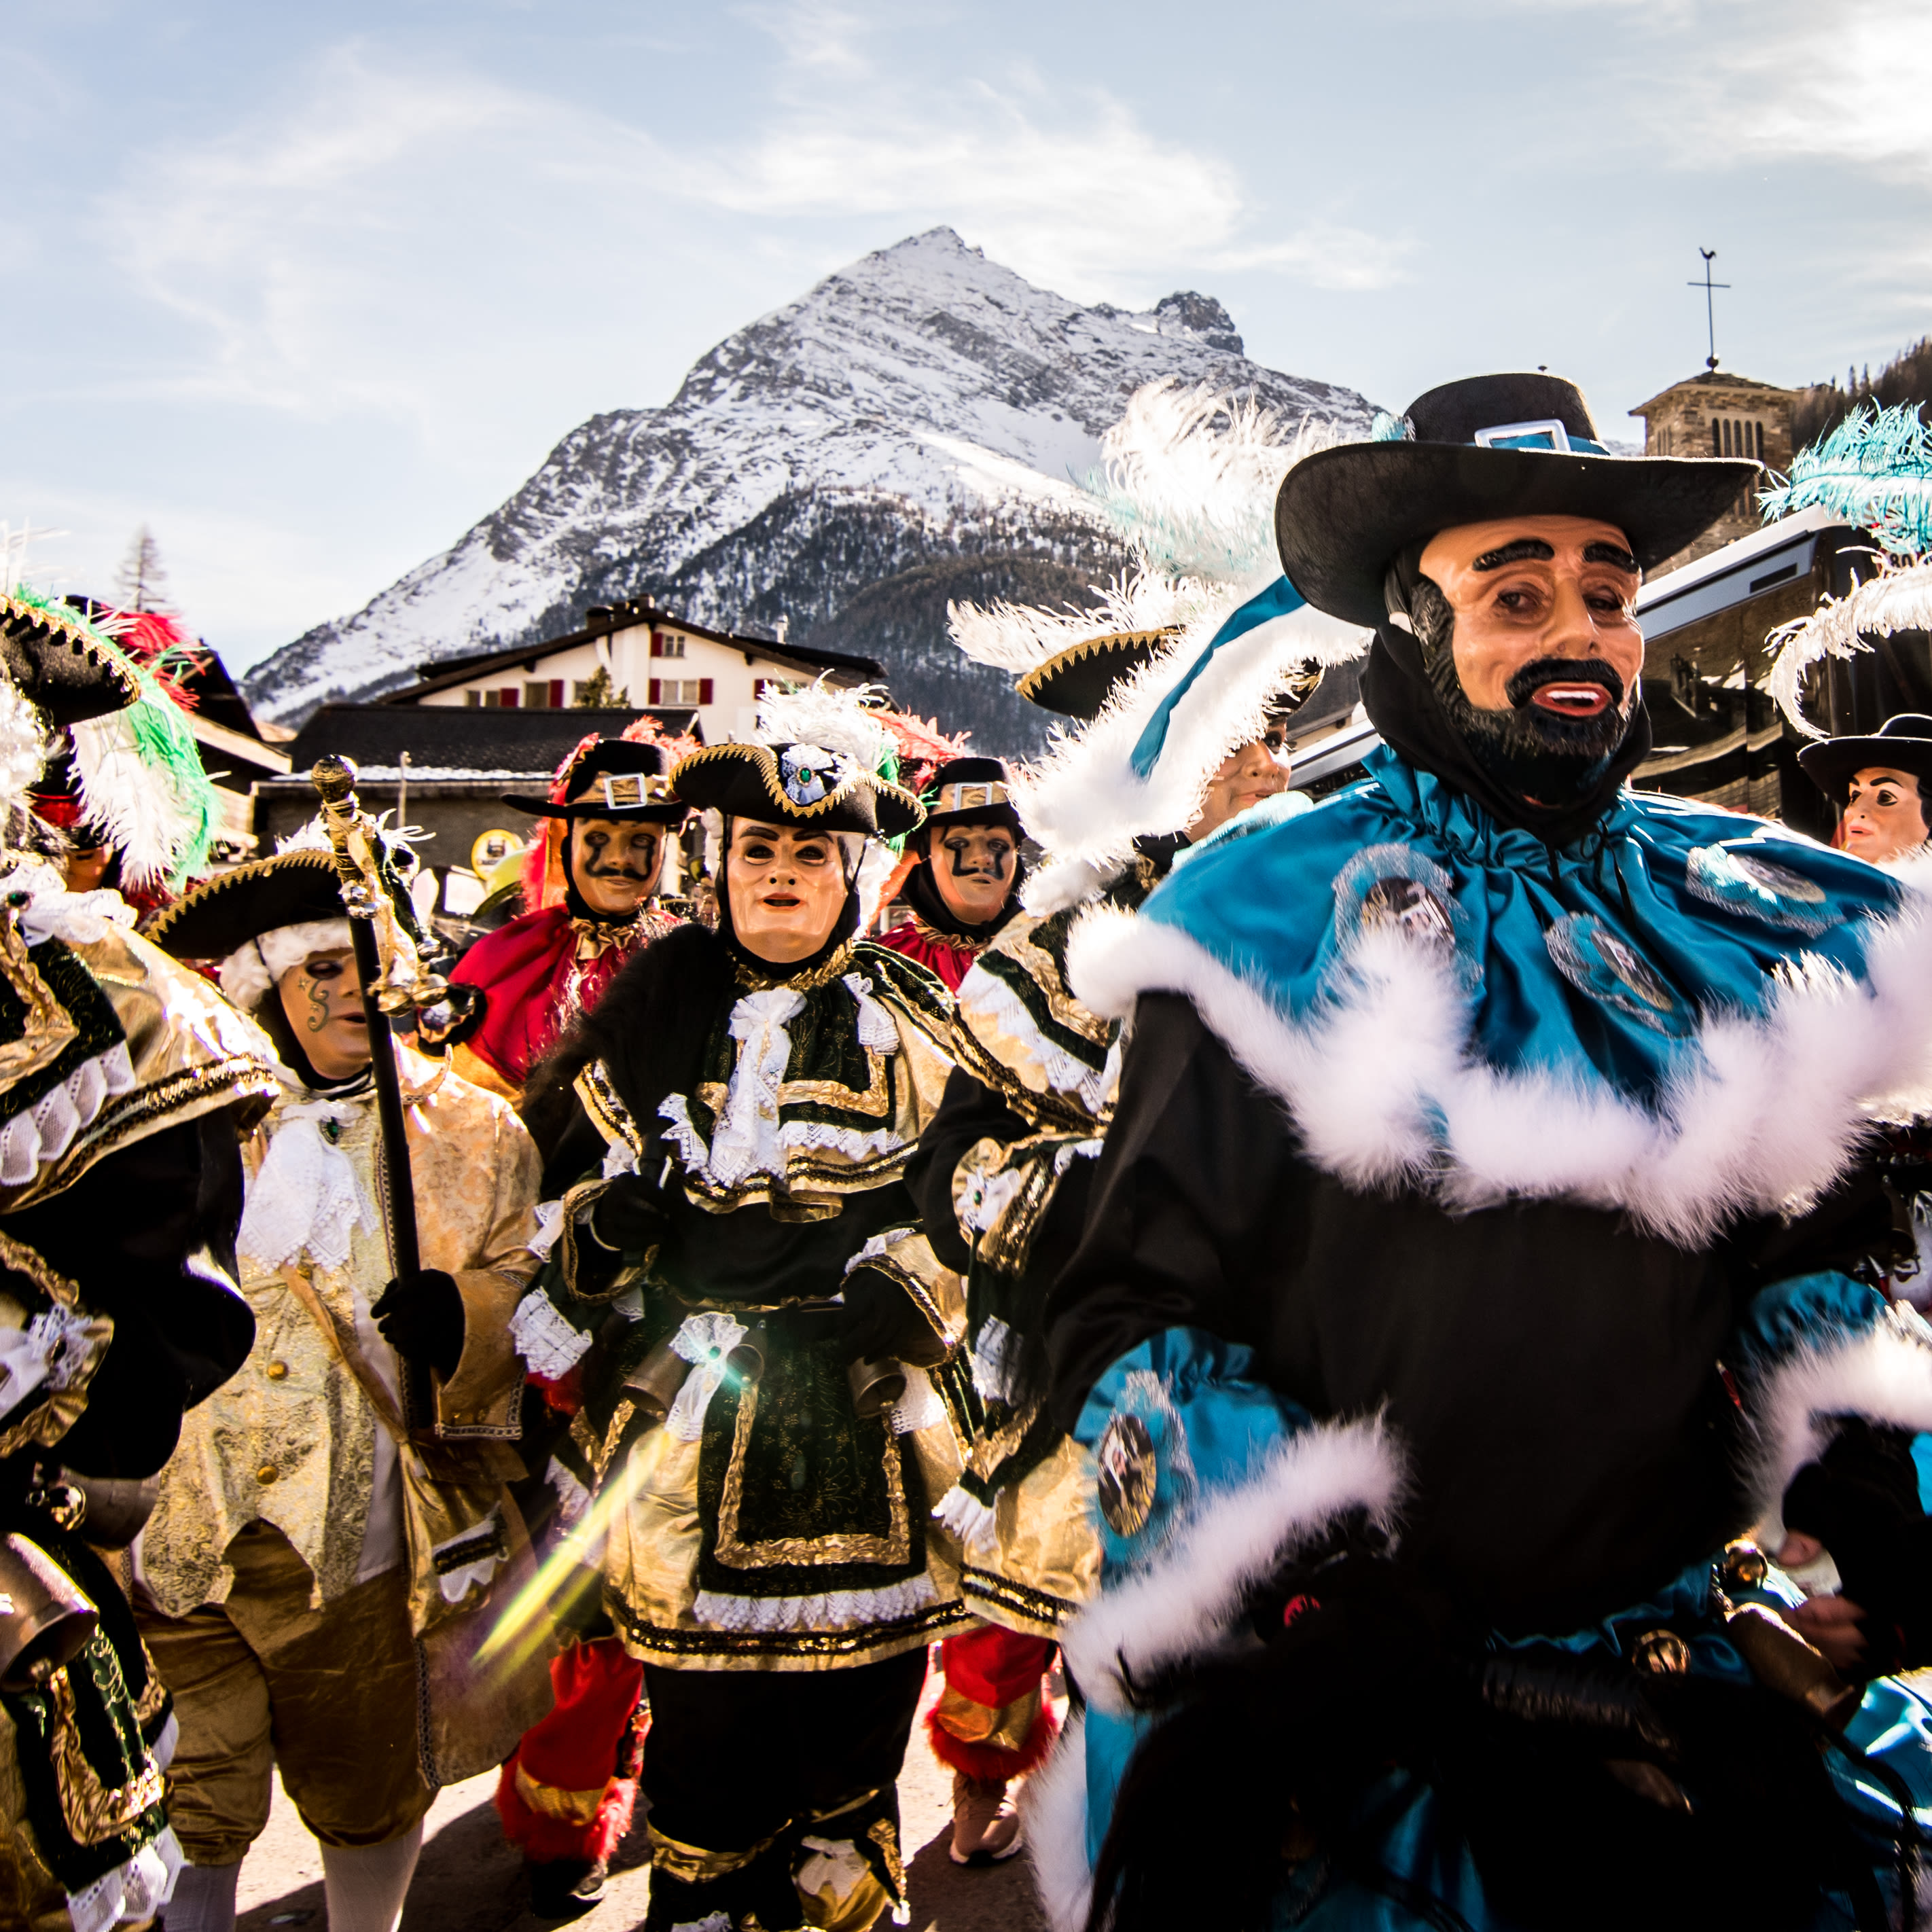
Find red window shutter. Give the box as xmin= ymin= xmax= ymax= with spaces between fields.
xmin=650 ymin=631 xmax=664 ymax=658
xmin=501 ymin=687 xmax=519 ymax=708
xmin=648 ymin=678 xmax=661 ymax=704
xmin=549 ymin=679 xmax=564 ymax=707
xmin=698 ymin=679 xmax=714 ymax=705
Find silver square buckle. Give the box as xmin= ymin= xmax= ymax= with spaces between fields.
xmin=1472 ymin=418 xmax=1573 ymax=452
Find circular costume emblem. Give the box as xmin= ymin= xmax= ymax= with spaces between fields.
xmin=1683 ymin=844 xmax=1842 ymax=937
xmin=1545 ymin=912 xmax=1692 ymax=1036
xmin=1359 ymin=874 xmax=1459 ymax=952
xmin=779 ymin=745 xmax=836 ymax=807
xmin=1095 ymin=1412 xmax=1156 ymax=1538
xmin=1333 ymin=844 xmax=1471 ymax=970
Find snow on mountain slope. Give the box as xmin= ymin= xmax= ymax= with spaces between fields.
xmin=245 ymin=228 xmax=1376 ymax=736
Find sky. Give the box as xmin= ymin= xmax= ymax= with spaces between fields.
xmin=4 ymin=0 xmax=1929 ymax=674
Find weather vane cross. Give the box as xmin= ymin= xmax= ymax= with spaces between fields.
xmin=1687 ymin=247 xmax=1730 ymax=372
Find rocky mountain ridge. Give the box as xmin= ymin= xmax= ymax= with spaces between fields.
xmin=244 ymin=228 xmax=1378 ymax=747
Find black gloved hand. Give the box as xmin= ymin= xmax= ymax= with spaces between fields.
xmin=372 ymin=1269 xmax=465 ymax=1381
xmin=1782 ymin=1417 xmax=1932 ymax=1673
xmin=586 ymin=1175 xmax=666 ymax=1257
xmin=834 ymin=1264 xmax=940 ymax=1366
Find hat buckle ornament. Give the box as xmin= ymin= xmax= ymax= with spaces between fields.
xmin=780 ymin=746 xmax=837 ymax=807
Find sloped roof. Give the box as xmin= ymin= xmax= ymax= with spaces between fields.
xmin=276 ymin=705 xmax=696 ymax=781
xmin=1630 ymin=369 xmax=1795 ymax=416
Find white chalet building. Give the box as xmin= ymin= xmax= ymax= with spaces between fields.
xmin=382 ymin=600 xmax=881 ymax=745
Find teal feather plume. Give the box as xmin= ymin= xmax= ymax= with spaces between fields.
xmin=1760 ymin=403 xmax=1932 ymax=557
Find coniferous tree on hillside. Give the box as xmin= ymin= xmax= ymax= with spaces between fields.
xmin=1792 ymin=337 xmax=1932 ymax=450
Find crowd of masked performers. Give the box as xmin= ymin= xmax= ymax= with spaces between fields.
xmin=7 ymin=368 xmax=1932 ymax=1932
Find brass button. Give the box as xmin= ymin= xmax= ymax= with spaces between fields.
xmin=1632 ymin=1629 xmax=1690 ymax=1677
xmin=266 ymin=1361 xmax=289 ymax=1381
xmin=255 ymin=1464 xmax=278 ymax=1486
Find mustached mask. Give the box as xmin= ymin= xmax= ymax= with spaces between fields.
xmin=1388 ymin=545 xmax=1636 ymax=815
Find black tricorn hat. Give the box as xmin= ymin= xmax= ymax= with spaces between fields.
xmin=148 ymin=848 xmax=347 ymax=961
xmin=1275 ymin=373 xmax=1759 ymax=627
xmin=1797 ymin=713 xmax=1932 ymax=803
xmin=1017 ymin=628 xmax=1176 ymax=720
xmin=673 ymin=742 xmax=924 ymax=838
xmin=501 ymin=739 xmax=688 ymax=823
xmin=0 ymin=594 xmax=139 ymax=728
xmin=922 ymin=756 xmax=1021 ymax=834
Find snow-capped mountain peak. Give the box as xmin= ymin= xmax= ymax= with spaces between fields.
xmin=245 ymin=228 xmax=1376 ymax=740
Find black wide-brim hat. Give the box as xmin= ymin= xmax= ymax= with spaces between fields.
xmin=149 ymin=849 xmax=346 ymax=961
xmin=1797 ymin=713 xmax=1932 ymax=803
xmin=502 ymin=738 xmax=688 ymax=823
xmin=922 ymin=756 xmax=1021 ymax=833
xmin=0 ymin=594 xmax=139 ymax=728
xmin=1276 ymin=373 xmax=1760 ymax=627
xmin=673 ymin=742 xmax=924 ymax=839
xmin=1018 ymin=629 xmax=1176 ymax=720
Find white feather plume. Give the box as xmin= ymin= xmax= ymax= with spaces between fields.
xmin=753 ymin=680 xmax=895 ymax=773
xmin=1016 ymin=594 xmax=1370 ymax=912
xmin=65 ymin=712 xmax=191 ymax=889
xmin=1766 ymin=556 xmax=1932 ymax=737
xmin=0 ymin=683 xmax=47 ymax=822
xmin=946 ymin=380 xmax=1345 ymax=679
xmin=1090 ymin=378 xmax=1342 ymax=586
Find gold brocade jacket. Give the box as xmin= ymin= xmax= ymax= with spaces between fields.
xmin=142 ymin=1048 xmax=543 ymax=1639
xmin=934 ymin=905 xmax=1121 ymax=1636
xmin=555 ymin=942 xmax=975 ymax=1671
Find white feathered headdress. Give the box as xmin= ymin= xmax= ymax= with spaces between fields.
xmin=948 ymin=380 xmax=1372 ymax=910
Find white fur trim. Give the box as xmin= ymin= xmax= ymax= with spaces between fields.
xmin=217 ymin=918 xmax=353 ymax=1010
xmin=1742 ymin=1304 xmax=1932 ymax=1548
xmin=1016 ymin=601 xmax=1365 ymax=914
xmin=1061 ymin=1413 xmax=1406 ymax=1717
xmin=1067 ymin=889 xmax=1932 ymax=1251
xmin=692 ymin=1571 xmax=935 ymax=1632
xmin=1022 ymin=1709 xmax=1092 ymax=1932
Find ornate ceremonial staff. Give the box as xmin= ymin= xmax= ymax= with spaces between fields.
xmin=311 ymin=755 xmax=452 ymax=1418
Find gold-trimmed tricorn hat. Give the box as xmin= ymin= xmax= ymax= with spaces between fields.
xmin=0 ymin=592 xmax=139 ymax=728
xmin=1016 ymin=626 xmax=1178 ymax=721
xmin=147 ymin=848 xmax=348 ymax=961
xmin=672 ymin=742 xmax=924 ymax=839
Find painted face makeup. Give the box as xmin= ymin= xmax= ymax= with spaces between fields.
xmin=568 ymin=819 xmax=664 ymax=919
xmin=1188 ymin=736 xmax=1289 ymax=842
xmin=1413 ymin=514 xmax=1643 ymax=808
xmin=726 ymin=822 xmax=847 ymax=963
xmin=277 ymin=947 xmax=371 ymax=1080
xmin=929 ymin=824 xmax=1017 ymax=925
xmin=1842 ymin=767 xmax=1928 ymax=865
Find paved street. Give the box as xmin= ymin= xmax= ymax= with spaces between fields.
xmin=228 ymin=1658 xmax=1050 ymax=1932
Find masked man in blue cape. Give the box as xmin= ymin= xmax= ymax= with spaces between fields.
xmin=1037 ymin=373 xmax=1932 ymax=1932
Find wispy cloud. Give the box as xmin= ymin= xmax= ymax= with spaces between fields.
xmin=94 ymin=18 xmax=1406 ymax=435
